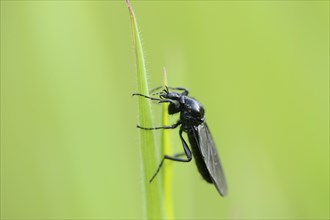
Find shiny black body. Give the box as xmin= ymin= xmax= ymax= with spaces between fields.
xmin=187 ymin=129 xmax=213 ymax=183
xmin=133 ymin=86 xmax=227 ymax=196
xmin=170 ymin=95 xmax=213 ymax=183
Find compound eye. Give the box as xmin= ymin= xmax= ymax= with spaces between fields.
xmin=168 ymin=102 xmax=180 ymax=115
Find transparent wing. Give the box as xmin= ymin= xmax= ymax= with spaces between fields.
xmin=197 ymin=123 xmax=228 ymax=196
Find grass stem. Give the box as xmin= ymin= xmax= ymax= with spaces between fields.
xmin=126 ymin=1 xmax=163 ymax=219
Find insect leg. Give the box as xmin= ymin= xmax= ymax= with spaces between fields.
xmin=150 ymin=86 xmax=164 ymax=94
xmin=137 ymin=120 xmax=181 ymax=130
xmin=133 ymin=93 xmax=177 ymax=106
xmin=149 ymin=128 xmax=192 ymax=182
xmin=132 ymin=93 xmax=161 ymax=101
xmin=173 ymin=152 xmax=186 ymax=157
xmin=150 ymin=86 xmax=189 ymax=96
xmin=158 ymin=99 xmax=177 ymax=105
xmin=168 ymin=87 xmax=189 ymax=95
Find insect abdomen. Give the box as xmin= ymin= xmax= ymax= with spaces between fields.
xmin=187 ymin=129 xmax=213 ymax=183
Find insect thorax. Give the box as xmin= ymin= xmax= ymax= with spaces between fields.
xmin=180 ymin=97 xmax=205 ymax=126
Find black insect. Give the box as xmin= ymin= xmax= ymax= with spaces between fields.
xmin=133 ymin=86 xmax=227 ymax=196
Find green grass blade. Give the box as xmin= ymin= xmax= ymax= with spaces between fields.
xmin=125 ymin=1 xmax=163 ymax=219
xmin=161 ymin=68 xmax=174 ymax=219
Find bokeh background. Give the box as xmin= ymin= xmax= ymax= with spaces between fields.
xmin=1 ymin=1 xmax=329 ymax=219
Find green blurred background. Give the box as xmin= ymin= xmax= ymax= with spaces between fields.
xmin=1 ymin=1 xmax=328 ymax=219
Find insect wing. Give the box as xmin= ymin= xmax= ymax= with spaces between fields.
xmin=197 ymin=123 xmax=228 ymax=196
